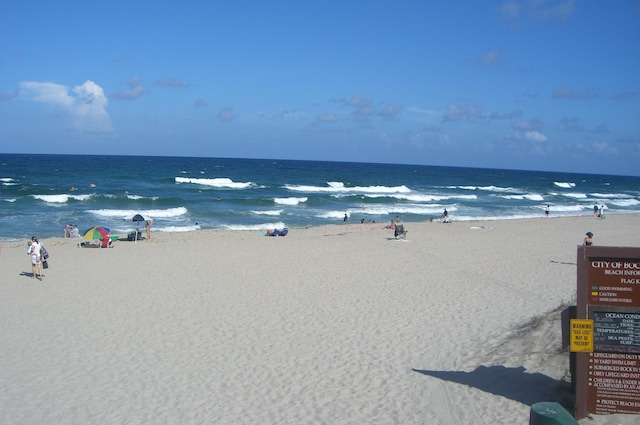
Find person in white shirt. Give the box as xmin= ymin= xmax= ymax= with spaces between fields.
xmin=30 ymin=236 xmax=44 ymax=279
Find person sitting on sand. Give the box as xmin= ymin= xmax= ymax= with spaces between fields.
xmin=583 ymin=232 xmax=594 ymax=246
xmin=101 ymin=235 xmax=114 ymax=248
xmin=385 ymin=220 xmax=396 ymax=230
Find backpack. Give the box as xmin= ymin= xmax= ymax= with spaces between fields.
xmin=40 ymin=243 xmax=49 ymax=260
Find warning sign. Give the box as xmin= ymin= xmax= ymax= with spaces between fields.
xmin=571 ymin=319 xmax=594 ymax=352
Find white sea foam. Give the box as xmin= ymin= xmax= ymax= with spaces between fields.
xmin=88 ymin=207 xmax=188 ymax=220
xmin=561 ymin=192 xmax=588 ymax=199
xmin=0 ymin=177 xmax=15 ymax=182
xmin=447 ymin=185 xmax=478 ymax=190
xmin=545 ymin=204 xmax=585 ymax=212
xmin=476 ymin=185 xmax=515 ymax=192
xmin=251 ymin=210 xmax=283 ymax=216
xmin=589 ymin=192 xmax=633 ymax=199
xmin=320 ymin=204 xmax=452 ymax=219
xmin=126 ymin=194 xmax=160 ymax=201
xmin=285 ymin=182 xmax=411 ymax=194
xmin=608 ymin=199 xmax=640 ymax=207
xmin=554 ymin=182 xmax=576 ymax=188
xmin=32 ymin=194 xmax=92 ymax=203
xmin=274 ymin=197 xmax=307 ymax=205
xmin=175 ymin=177 xmax=253 ymax=189
xmin=366 ymin=193 xmax=477 ymax=202
xmin=222 ymin=222 xmax=286 ymax=231
xmin=498 ymin=193 xmax=544 ymax=201
xmin=155 ymin=225 xmax=201 ymax=233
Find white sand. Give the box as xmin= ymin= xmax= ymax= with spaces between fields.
xmin=1 ymin=214 xmax=639 ymax=424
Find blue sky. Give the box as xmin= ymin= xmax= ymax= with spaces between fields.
xmin=1 ymin=1 xmax=639 ymax=176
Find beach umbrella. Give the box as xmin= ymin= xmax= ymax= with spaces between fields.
xmin=132 ymin=214 xmax=145 ymax=241
xmin=83 ymin=226 xmax=110 ymax=240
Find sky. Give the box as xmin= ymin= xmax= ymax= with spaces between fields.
xmin=1 ymin=0 xmax=639 ymax=176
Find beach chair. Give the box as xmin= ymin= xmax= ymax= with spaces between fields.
xmin=394 ymin=224 xmax=407 ymax=240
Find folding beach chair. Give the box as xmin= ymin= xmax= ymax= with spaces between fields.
xmin=394 ymin=224 xmax=407 ymax=240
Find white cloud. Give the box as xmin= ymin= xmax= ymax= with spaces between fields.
xmin=524 ymin=130 xmax=547 ymax=143
xmin=19 ymin=81 xmax=74 ymax=107
xmin=71 ymin=81 xmax=112 ymax=132
xmin=19 ymin=80 xmax=112 ymax=133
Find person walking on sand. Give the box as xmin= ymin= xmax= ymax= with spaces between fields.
xmin=583 ymin=232 xmax=594 ymax=246
xmin=544 ymin=205 xmax=550 ymax=218
xmin=145 ymin=219 xmax=153 ymax=239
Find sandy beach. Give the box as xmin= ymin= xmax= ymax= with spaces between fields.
xmin=1 ymin=214 xmax=639 ymax=424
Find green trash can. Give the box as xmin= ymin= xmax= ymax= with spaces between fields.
xmin=529 ymin=402 xmax=578 ymax=425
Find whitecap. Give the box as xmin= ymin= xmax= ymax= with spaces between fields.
xmin=175 ymin=176 xmax=253 ymax=189
xmin=88 ymin=207 xmax=188 ymax=219
xmin=274 ymin=197 xmax=307 ymax=205
xmin=554 ymin=182 xmax=576 ymax=188
xmin=126 ymin=194 xmax=160 ymax=201
xmin=608 ymin=199 xmax=640 ymax=207
xmin=285 ymin=182 xmax=411 ymax=194
xmin=32 ymin=194 xmax=92 ymax=203
xmin=476 ymin=185 xmax=515 ymax=192
xmin=251 ymin=210 xmax=283 ymax=216
xmin=589 ymin=192 xmax=633 ymax=199
xmin=222 ymin=222 xmax=286 ymax=231
xmin=562 ymin=193 xmax=588 ymax=199
xmin=497 ymin=193 xmax=543 ymax=201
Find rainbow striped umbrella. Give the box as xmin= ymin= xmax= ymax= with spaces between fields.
xmin=83 ymin=226 xmax=110 ymax=240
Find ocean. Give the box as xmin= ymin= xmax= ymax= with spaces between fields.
xmin=1 ymin=153 xmax=639 ymax=242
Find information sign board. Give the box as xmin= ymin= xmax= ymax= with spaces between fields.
xmin=575 ymin=246 xmax=640 ymax=419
